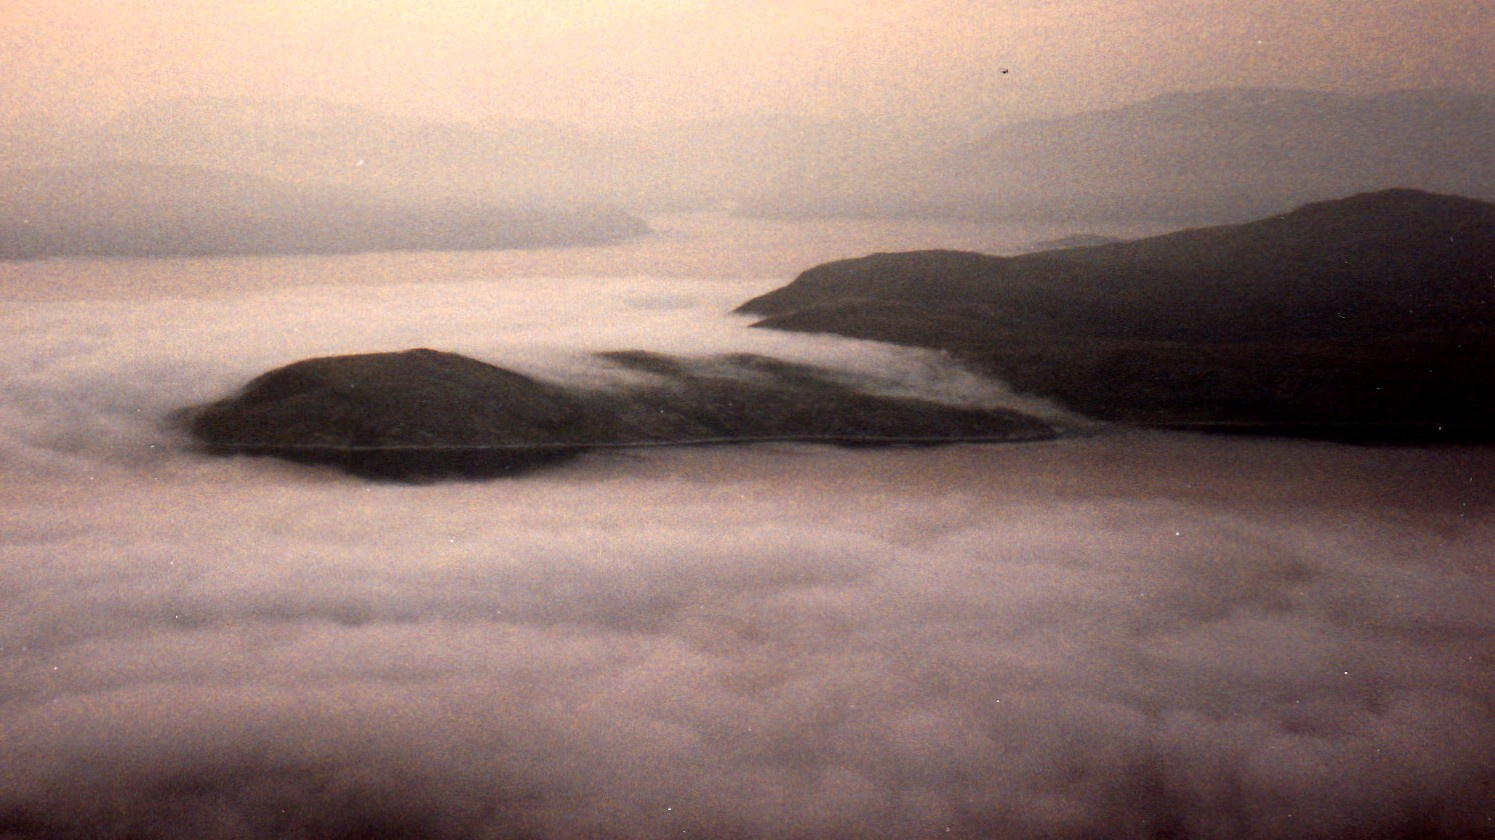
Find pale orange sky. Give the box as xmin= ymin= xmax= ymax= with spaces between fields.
xmin=2 ymin=0 xmax=1491 ymax=127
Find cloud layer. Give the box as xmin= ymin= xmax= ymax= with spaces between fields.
xmin=2 ymin=269 xmax=1492 ymax=838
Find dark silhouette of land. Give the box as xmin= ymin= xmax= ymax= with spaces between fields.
xmin=184 ymin=349 xmax=1056 ymax=480
xmin=737 ymin=189 xmax=1495 ymax=440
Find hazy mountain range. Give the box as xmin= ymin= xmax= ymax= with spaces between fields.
xmin=3 ymin=87 xmax=1490 ymax=248
xmin=746 ymin=88 xmax=1494 ymax=223
xmin=1 ymin=96 xmax=929 ymax=211
xmin=0 ymin=163 xmax=646 ymax=259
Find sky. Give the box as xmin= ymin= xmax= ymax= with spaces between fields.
xmin=3 ymin=0 xmax=1492 ymax=129
xmin=2 ymin=6 xmax=1491 ymax=835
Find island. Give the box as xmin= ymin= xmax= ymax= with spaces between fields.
xmin=182 ymin=348 xmax=1056 ymax=479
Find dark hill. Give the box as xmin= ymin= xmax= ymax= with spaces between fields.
xmin=184 ymin=349 xmax=1056 ymax=480
xmin=737 ymin=190 xmax=1495 ymax=438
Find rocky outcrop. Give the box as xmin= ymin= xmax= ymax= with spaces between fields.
xmin=184 ymin=348 xmax=1056 ymax=479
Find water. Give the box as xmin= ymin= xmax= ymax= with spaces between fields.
xmin=1 ymin=218 xmax=1491 ymax=839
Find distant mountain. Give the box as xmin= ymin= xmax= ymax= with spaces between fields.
xmin=737 ymin=189 xmax=1495 ymax=438
xmin=93 ymin=97 xmax=631 ymax=206
xmin=745 ymin=88 xmax=1495 ymax=224
xmin=81 ymin=96 xmax=926 ymax=212
xmin=0 ymin=164 xmax=646 ymax=259
xmin=15 ymin=89 xmax=1492 ymax=224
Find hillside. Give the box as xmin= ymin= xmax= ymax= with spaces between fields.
xmin=184 ymin=349 xmax=1055 ymax=480
xmin=737 ymin=189 xmax=1495 ymax=437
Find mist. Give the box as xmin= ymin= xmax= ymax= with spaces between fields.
xmin=4 ymin=2 xmax=1491 ymax=834
xmin=3 ymin=264 xmax=1492 ymax=838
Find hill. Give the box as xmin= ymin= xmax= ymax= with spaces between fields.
xmin=736 ymin=189 xmax=1495 ymax=438
xmin=80 ymin=96 xmax=924 ymax=212
xmin=184 ymin=349 xmax=1056 ymax=480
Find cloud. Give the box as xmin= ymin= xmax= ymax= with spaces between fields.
xmin=1 ymin=274 xmax=1492 ymax=838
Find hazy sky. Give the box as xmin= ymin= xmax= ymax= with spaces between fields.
xmin=3 ymin=0 xmax=1491 ymax=128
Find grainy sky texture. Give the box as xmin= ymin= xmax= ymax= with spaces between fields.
xmin=3 ymin=0 xmax=1491 ymax=126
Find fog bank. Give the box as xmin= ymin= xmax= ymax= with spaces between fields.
xmin=2 ymin=269 xmax=1491 ymax=838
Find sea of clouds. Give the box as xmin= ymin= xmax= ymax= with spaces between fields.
xmin=2 ymin=264 xmax=1492 ymax=838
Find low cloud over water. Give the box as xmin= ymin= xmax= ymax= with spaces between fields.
xmin=2 ymin=268 xmax=1491 ymax=838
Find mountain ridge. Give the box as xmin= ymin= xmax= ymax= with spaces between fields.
xmin=10 ymin=87 xmax=1488 ymax=222
xmin=743 ymin=88 xmax=1495 ymax=223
